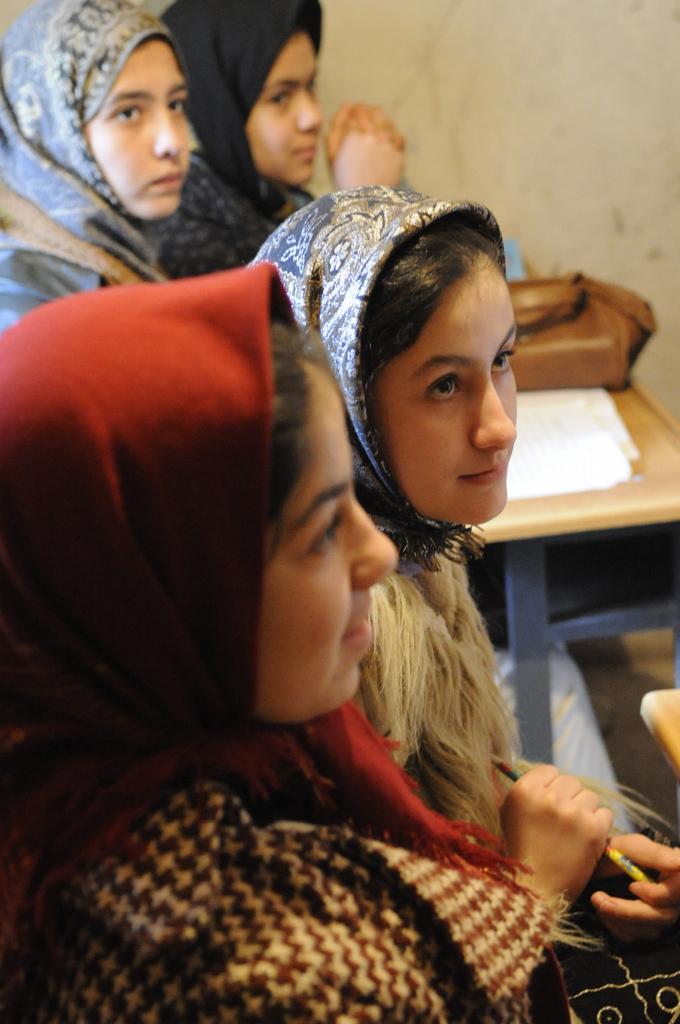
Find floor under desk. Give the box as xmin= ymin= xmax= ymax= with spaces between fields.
xmin=571 ymin=630 xmax=678 ymax=836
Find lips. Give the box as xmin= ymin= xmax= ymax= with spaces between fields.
xmin=342 ymin=616 xmax=373 ymax=654
xmin=459 ymin=456 xmax=509 ymax=485
xmin=342 ymin=593 xmax=373 ymax=651
xmin=149 ymin=173 xmax=185 ymax=190
xmin=294 ymin=146 xmax=317 ymax=162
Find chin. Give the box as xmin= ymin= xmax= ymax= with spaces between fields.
xmin=288 ymin=166 xmax=315 ymax=189
xmin=128 ymin=195 xmax=182 ymax=220
xmin=331 ymin=665 xmax=361 ymax=711
xmin=147 ymin=201 xmax=182 ymax=220
xmin=430 ymin=489 xmax=508 ymax=529
xmin=469 ymin=493 xmax=508 ymax=527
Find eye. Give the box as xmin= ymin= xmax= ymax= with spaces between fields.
xmin=169 ymin=96 xmax=186 ymax=113
xmin=493 ymin=348 xmax=515 ymax=372
xmin=270 ymin=89 xmax=292 ymax=106
xmin=114 ymin=106 xmax=140 ymax=123
xmin=311 ymin=511 xmax=342 ymax=553
xmin=428 ymin=374 xmax=458 ymax=399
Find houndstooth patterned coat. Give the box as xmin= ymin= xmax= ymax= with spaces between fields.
xmin=16 ymin=780 xmax=561 ymax=1023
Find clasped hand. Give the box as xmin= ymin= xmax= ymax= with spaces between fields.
xmin=325 ymin=102 xmax=405 ymax=190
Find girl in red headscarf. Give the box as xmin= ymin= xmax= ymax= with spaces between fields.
xmin=0 ymin=264 xmax=567 ymax=1022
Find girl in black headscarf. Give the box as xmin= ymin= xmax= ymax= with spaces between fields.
xmin=157 ymin=0 xmax=405 ymax=278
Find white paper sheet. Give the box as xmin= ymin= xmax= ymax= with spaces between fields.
xmin=506 ymin=389 xmax=639 ymax=501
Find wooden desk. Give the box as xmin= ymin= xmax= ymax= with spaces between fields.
xmin=476 ymin=385 xmax=680 ymax=762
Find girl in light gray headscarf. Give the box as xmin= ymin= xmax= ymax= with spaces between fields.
xmin=0 ymin=0 xmax=190 ymax=333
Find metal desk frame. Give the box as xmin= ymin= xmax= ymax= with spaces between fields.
xmin=480 ymin=385 xmax=680 ymax=764
xmin=504 ymin=522 xmax=680 ymax=762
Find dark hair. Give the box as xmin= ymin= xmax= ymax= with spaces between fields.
xmin=268 ymin=319 xmax=335 ymax=523
xmin=293 ymin=0 xmax=322 ymax=52
xmin=361 ymin=213 xmax=505 ymax=391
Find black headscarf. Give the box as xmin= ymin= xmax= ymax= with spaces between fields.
xmin=163 ymin=0 xmax=322 ymax=215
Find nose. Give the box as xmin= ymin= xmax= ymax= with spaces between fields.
xmin=153 ymin=110 xmax=187 ymax=160
xmin=472 ymin=379 xmax=517 ymax=451
xmin=350 ymin=499 xmax=398 ymax=591
xmin=296 ymin=91 xmax=323 ymax=133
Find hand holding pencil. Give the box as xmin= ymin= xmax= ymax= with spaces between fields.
xmin=496 ymin=759 xmax=680 ymax=942
xmin=495 ymin=760 xmax=653 ymax=882
xmin=499 ymin=762 xmax=613 ymax=904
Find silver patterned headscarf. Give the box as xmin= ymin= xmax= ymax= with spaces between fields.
xmin=254 ymin=186 xmax=506 ymax=568
xmin=0 ymin=0 xmax=179 ymax=279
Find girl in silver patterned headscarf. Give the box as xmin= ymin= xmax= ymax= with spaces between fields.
xmin=254 ymin=188 xmax=680 ymax=956
xmin=255 ymin=187 xmax=527 ymax=828
xmin=256 ymin=185 xmax=512 ymax=569
xmin=0 ymin=0 xmax=190 ymax=334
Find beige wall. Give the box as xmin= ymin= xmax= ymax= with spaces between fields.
xmin=1 ymin=0 xmax=31 ymax=30
xmin=311 ymin=0 xmax=680 ymax=415
xmin=4 ymin=0 xmax=679 ymax=414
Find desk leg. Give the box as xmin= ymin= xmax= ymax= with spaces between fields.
xmin=504 ymin=538 xmax=553 ymax=764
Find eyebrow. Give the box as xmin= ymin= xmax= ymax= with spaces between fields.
xmin=103 ymin=82 xmax=186 ymax=107
xmin=412 ymin=322 xmax=517 ymax=379
xmin=290 ymin=481 xmax=350 ymax=531
xmin=263 ymin=73 xmax=316 ymax=92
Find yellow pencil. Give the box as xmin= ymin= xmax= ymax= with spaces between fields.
xmin=604 ymin=844 xmax=654 ymax=884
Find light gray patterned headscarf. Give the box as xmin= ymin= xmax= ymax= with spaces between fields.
xmin=254 ymin=186 xmax=506 ymax=568
xmin=0 ymin=0 xmax=179 ymax=279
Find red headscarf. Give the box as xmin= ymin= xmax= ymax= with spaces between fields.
xmin=0 ymin=265 xmax=517 ymax=960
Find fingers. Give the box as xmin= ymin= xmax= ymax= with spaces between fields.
xmin=515 ymin=763 xmax=560 ymax=787
xmin=325 ymin=102 xmax=406 ymax=174
xmin=592 ymin=836 xmax=680 ymax=942
xmin=629 ymin=876 xmax=680 ymax=909
xmin=591 ymin=889 xmax=680 ymax=943
xmin=324 ymin=104 xmax=353 ymax=166
xmin=347 ymin=103 xmax=383 ymax=132
xmin=594 ymin=806 xmax=616 ymax=841
xmin=622 ymin=848 xmax=680 ymax=909
xmin=330 ymin=130 xmax=405 ymax=190
xmin=348 ymin=104 xmax=405 ymax=149
xmin=511 ymin=766 xmax=613 ymax=842
xmin=327 ymin=102 xmax=383 ymax=139
xmin=609 ymin=833 xmax=680 ymax=877
xmin=356 ymin=106 xmax=405 ymax=150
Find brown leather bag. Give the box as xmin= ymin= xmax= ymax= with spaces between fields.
xmin=509 ymin=273 xmax=656 ymax=391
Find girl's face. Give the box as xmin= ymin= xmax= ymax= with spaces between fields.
xmin=368 ymin=263 xmax=517 ymax=527
xmin=245 ymin=31 xmax=323 ymax=189
xmin=84 ymin=39 xmax=190 ymax=220
xmin=255 ymin=369 xmax=397 ymax=724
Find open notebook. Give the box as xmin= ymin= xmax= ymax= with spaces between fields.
xmin=507 ymin=388 xmax=639 ymax=502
